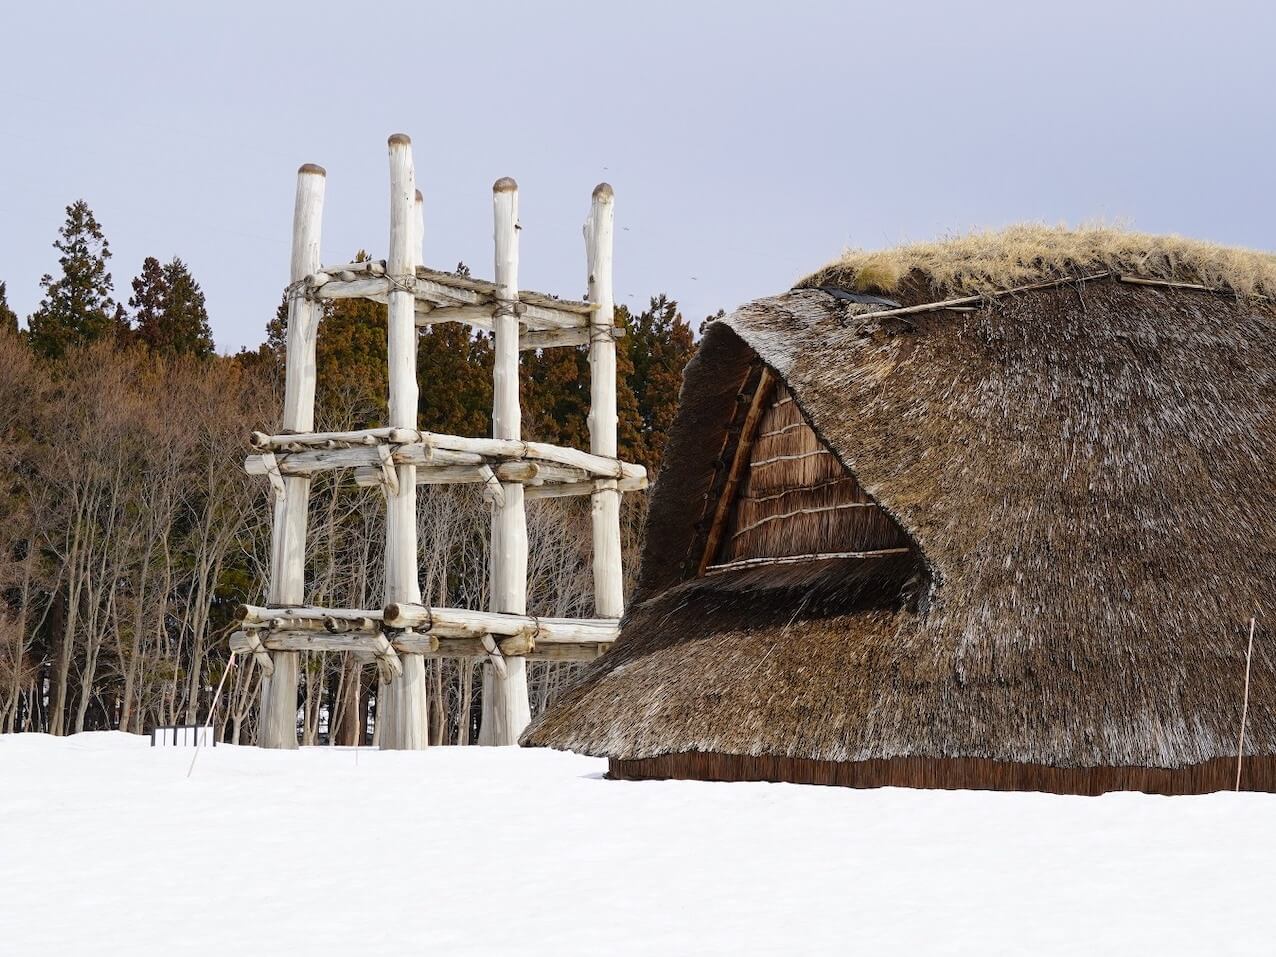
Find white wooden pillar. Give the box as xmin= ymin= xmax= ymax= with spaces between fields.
xmin=479 ymin=177 xmax=532 ymax=745
xmin=259 ymin=163 xmax=325 ymax=749
xmin=585 ymin=184 xmax=624 ymax=620
xmin=379 ymin=134 xmax=428 ymax=750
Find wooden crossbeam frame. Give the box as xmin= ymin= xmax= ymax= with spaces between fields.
xmin=249 ymin=135 xmax=632 ymax=749
xmin=245 ymin=427 xmax=646 ymax=484
xmin=232 ymin=630 xmax=610 ymax=663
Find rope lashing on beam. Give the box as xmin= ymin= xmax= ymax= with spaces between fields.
xmin=491 ymin=301 xmax=527 ymax=319
xmin=260 ymin=452 xmax=286 ymax=499
xmin=283 ymin=277 xmax=311 ymax=302
xmin=384 ymin=271 xmax=417 ymax=296
xmin=236 ymin=630 xmax=275 ymax=677
xmin=480 ymin=634 xmax=508 ymax=678
xmin=376 ymin=443 xmax=400 ymax=496
xmin=478 ymin=465 xmax=506 ymax=507
xmin=371 ymin=632 xmax=403 ymax=681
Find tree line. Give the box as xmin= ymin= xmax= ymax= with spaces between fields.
xmin=0 ymin=200 xmax=699 ymax=743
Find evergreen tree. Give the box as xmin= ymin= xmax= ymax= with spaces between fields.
xmin=522 ymin=339 xmax=589 ymax=450
xmin=265 ymin=294 xmax=288 ymax=360
xmin=129 ymin=256 xmax=215 ymax=358
xmin=626 ymin=295 xmax=695 ymax=471
xmin=160 ymin=258 xmax=214 ymax=358
xmin=522 ymin=297 xmax=690 ymax=475
xmin=0 ymin=282 xmax=17 ymax=333
xmin=316 ymin=285 xmax=389 ymax=428
xmin=28 ymin=200 xmax=123 ymax=358
xmin=418 ymin=324 xmax=492 ymax=437
xmin=128 ymin=257 xmax=166 ymax=344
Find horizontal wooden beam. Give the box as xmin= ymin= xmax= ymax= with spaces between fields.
xmin=247 ymin=429 xmax=646 ymax=483
xmin=230 ymin=628 xmax=609 ymax=662
xmin=524 ymin=474 xmax=648 ymax=499
xmin=239 ymin=603 xmax=382 ymax=625
xmin=309 ymin=267 xmax=595 ymax=332
xmin=381 ymin=603 xmax=618 ymax=644
xmin=519 ymin=325 xmax=624 ymax=351
xmin=239 ymin=602 xmax=618 ymax=645
xmin=315 ymin=260 xmax=595 ymax=313
xmin=246 ymin=443 xmax=480 ymax=478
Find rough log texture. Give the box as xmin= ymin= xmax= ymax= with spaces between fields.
xmin=259 ymin=163 xmax=326 ymax=750
xmin=246 ymin=431 xmax=645 ymax=482
xmin=382 ymin=603 xmax=618 ymax=642
xmin=379 ymin=134 xmax=427 ymax=750
xmin=312 ymin=269 xmax=593 ymax=331
xmin=233 ymin=630 xmax=609 ymax=663
xmin=480 ymin=178 xmax=531 ymax=745
xmin=585 ymin=183 xmax=624 ymax=622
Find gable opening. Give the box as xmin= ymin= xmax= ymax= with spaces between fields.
xmin=695 ymin=364 xmax=915 ymax=581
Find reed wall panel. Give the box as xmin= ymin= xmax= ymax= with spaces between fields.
xmin=723 ymin=384 xmax=909 ymax=562
xmin=610 ymin=752 xmax=1276 ymax=796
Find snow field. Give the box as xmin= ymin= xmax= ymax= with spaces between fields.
xmin=1 ymin=732 xmax=1273 ymax=955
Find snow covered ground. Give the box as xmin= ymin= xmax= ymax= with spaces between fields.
xmin=1 ymin=733 xmax=1273 ymax=955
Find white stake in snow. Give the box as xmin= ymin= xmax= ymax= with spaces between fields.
xmin=1236 ymin=616 xmax=1258 ymax=791
xmin=187 ymin=652 xmax=237 ymax=779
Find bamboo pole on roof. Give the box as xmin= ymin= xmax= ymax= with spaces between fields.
xmin=478 ymin=177 xmax=532 ymax=746
xmin=258 ymin=162 xmax=326 ymax=749
xmin=378 ymin=135 xmax=428 ymax=750
xmin=698 ymin=367 xmax=776 ymax=575
xmin=585 ymin=185 xmax=624 ymax=622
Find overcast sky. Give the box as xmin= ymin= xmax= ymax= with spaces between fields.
xmin=4 ymin=1 xmax=1274 ymax=352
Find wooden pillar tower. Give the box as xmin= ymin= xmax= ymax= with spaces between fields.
xmin=234 ymin=135 xmax=644 ymax=749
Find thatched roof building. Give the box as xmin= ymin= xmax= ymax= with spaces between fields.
xmin=523 ymin=226 xmax=1276 ymax=795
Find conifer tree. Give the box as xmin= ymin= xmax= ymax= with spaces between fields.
xmin=418 ymin=323 xmax=493 ymax=437
xmin=160 ymin=258 xmax=214 ymax=357
xmin=316 ymin=282 xmax=389 ymax=428
xmin=625 ymin=295 xmax=695 ymax=470
xmin=0 ymin=282 xmax=17 ymax=333
xmin=28 ymin=200 xmax=123 ymax=358
xmin=128 ymin=256 xmax=166 ymax=343
xmin=129 ymin=256 xmax=215 ymax=358
xmin=522 ymin=339 xmax=588 ymax=450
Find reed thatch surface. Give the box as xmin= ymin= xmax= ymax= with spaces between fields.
xmin=524 ymin=233 xmax=1276 ymax=788
xmin=799 ymin=223 xmax=1276 ymax=299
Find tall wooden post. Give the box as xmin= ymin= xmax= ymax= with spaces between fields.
xmin=586 ymin=184 xmax=624 ymax=620
xmin=479 ymin=177 xmax=532 ymax=745
xmin=379 ymin=134 xmax=428 ymax=750
xmin=259 ymin=163 xmax=326 ymax=749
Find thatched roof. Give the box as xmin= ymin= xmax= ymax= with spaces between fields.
xmin=523 ymin=228 xmax=1276 ymax=773
xmin=799 ymin=224 xmax=1276 ymax=299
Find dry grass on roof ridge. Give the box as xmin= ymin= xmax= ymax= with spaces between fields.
xmin=798 ymin=223 xmax=1276 ymax=299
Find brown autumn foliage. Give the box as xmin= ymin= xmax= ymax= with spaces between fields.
xmin=0 ymin=286 xmax=699 ymax=743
